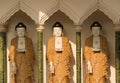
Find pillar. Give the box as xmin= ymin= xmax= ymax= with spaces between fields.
xmin=75 ymin=25 xmax=82 ymax=83
xmin=114 ymin=24 xmax=120 ymax=83
xmin=36 ymin=24 xmax=44 ymax=83
xmin=0 ymin=24 xmax=6 ymax=83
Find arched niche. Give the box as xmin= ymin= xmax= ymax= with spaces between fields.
xmin=6 ymin=10 xmax=38 ymax=83
xmin=81 ymin=9 xmax=115 ymax=83
xmin=43 ymin=10 xmax=76 ymax=83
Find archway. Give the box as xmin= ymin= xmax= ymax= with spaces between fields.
xmin=81 ymin=10 xmax=114 ymax=83
xmin=43 ymin=10 xmax=76 ymax=83
xmin=6 ymin=10 xmax=37 ymax=83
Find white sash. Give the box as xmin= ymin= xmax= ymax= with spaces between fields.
xmin=93 ymin=36 xmax=101 ymax=51
xmin=17 ymin=37 xmax=26 ymax=52
xmin=55 ymin=37 xmax=63 ymax=51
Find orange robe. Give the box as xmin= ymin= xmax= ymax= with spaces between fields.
xmin=47 ymin=36 xmax=72 ymax=83
xmin=9 ymin=36 xmax=35 ymax=83
xmin=84 ymin=35 xmax=109 ymax=83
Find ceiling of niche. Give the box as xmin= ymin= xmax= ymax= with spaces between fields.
xmin=6 ymin=10 xmax=35 ymax=30
xmin=45 ymin=10 xmax=74 ymax=31
xmin=84 ymin=10 xmax=112 ymax=23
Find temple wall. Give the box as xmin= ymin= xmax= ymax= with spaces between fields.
xmin=1 ymin=0 xmax=119 ymax=83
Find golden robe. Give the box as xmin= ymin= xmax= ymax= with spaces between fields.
xmin=84 ymin=35 xmax=109 ymax=83
xmin=9 ymin=36 xmax=35 ymax=83
xmin=47 ymin=36 xmax=72 ymax=83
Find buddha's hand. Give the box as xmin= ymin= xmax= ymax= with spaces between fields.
xmin=12 ymin=62 xmax=17 ymax=74
xmin=50 ymin=61 xmax=54 ymax=74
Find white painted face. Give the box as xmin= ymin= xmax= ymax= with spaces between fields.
xmin=16 ymin=28 xmax=25 ymax=37
xmin=53 ymin=27 xmax=62 ymax=37
xmin=91 ymin=27 xmax=100 ymax=36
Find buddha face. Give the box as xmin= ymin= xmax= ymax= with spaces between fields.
xmin=16 ymin=27 xmax=25 ymax=37
xmin=91 ymin=26 xmax=100 ymax=36
xmin=53 ymin=27 xmax=62 ymax=37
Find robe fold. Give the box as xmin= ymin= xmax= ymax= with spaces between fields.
xmin=47 ymin=36 xmax=72 ymax=83
xmin=9 ymin=36 xmax=35 ymax=83
xmin=84 ymin=35 xmax=109 ymax=83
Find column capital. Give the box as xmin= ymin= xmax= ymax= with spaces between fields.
xmin=0 ymin=23 xmax=6 ymax=32
xmin=75 ymin=24 xmax=82 ymax=32
xmin=36 ymin=24 xmax=44 ymax=32
xmin=114 ymin=24 xmax=120 ymax=31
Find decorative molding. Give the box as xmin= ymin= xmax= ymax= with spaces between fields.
xmin=114 ymin=24 xmax=120 ymax=31
xmin=79 ymin=0 xmax=119 ymax=25
xmin=36 ymin=24 xmax=44 ymax=32
xmin=20 ymin=0 xmax=39 ymax=23
xmin=75 ymin=25 xmax=82 ymax=32
xmin=99 ymin=0 xmax=119 ymax=24
xmin=0 ymin=1 xmax=19 ymax=24
xmin=1 ymin=0 xmax=119 ymax=26
xmin=60 ymin=0 xmax=79 ymax=24
xmin=0 ymin=0 xmax=38 ymax=24
xmin=40 ymin=0 xmax=79 ymax=24
xmin=0 ymin=0 xmax=79 ymax=24
xmin=0 ymin=24 xmax=6 ymax=32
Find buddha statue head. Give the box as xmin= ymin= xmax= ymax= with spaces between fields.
xmin=15 ymin=22 xmax=26 ymax=37
xmin=52 ymin=22 xmax=63 ymax=37
xmin=90 ymin=21 xmax=102 ymax=36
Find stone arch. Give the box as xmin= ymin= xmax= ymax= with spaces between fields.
xmin=40 ymin=0 xmax=79 ymax=24
xmin=79 ymin=1 xmax=119 ymax=25
xmin=0 ymin=0 xmax=38 ymax=24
